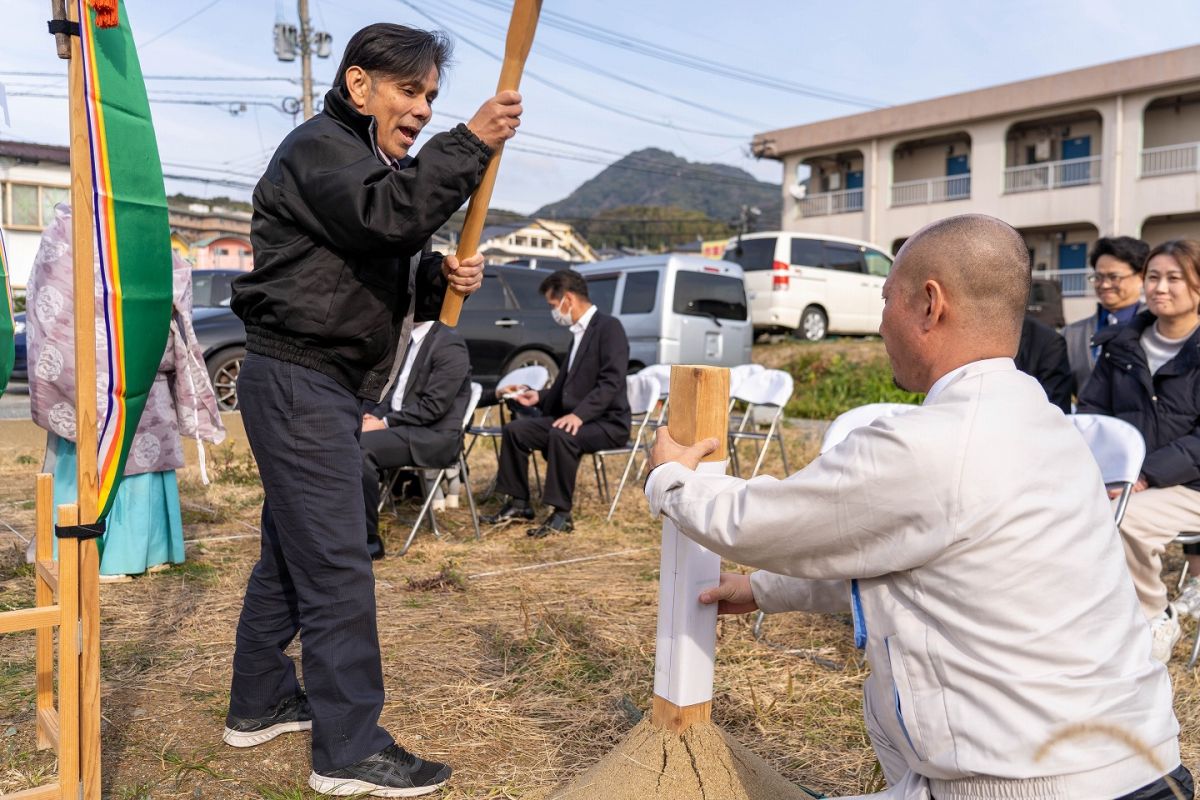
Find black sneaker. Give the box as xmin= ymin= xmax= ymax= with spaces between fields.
xmin=527 ymin=510 xmax=573 ymax=539
xmin=481 ymin=499 xmax=535 ymax=525
xmin=222 ymin=693 xmax=312 ymax=748
xmin=308 ymin=743 xmax=451 ymax=797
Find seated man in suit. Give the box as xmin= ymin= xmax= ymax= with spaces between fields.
xmin=360 ymin=293 xmax=472 ymax=559
xmin=1014 ymin=313 xmax=1073 ymax=412
xmin=484 ymin=270 xmax=631 ymax=538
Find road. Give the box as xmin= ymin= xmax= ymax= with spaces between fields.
xmin=0 ymin=381 xmax=31 ymax=419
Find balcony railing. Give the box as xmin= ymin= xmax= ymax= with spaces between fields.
xmin=1004 ymin=156 xmax=1101 ymax=193
xmin=890 ymin=174 xmax=971 ymax=206
xmin=1035 ymin=269 xmax=1093 ymax=298
xmin=1141 ymin=142 xmax=1200 ymax=178
xmin=797 ymin=188 xmax=864 ymax=217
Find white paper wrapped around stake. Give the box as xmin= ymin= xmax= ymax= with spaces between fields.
xmin=654 ymin=458 xmax=728 ymax=708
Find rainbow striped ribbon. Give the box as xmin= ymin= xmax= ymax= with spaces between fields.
xmin=78 ymin=0 xmax=172 ymax=518
xmin=0 ymin=228 xmax=13 ymax=397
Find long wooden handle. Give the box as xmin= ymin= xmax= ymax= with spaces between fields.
xmin=439 ymin=0 xmax=542 ymax=326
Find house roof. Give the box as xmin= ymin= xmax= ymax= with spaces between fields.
xmin=479 ymin=223 xmax=525 ymax=242
xmin=754 ymin=45 xmax=1200 ymax=158
xmin=192 ymin=233 xmax=251 ymax=248
xmin=0 ymin=140 xmax=70 ymax=165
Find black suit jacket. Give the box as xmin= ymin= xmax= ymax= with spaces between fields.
xmin=539 ymin=310 xmax=631 ymax=438
xmin=1015 ymin=315 xmax=1074 ymax=413
xmin=369 ymin=322 xmax=472 ymax=467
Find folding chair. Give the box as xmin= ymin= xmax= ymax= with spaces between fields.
xmin=1066 ymin=414 xmax=1145 ymax=528
xmin=381 ymin=382 xmax=485 ymax=556
xmin=638 ymin=363 xmax=673 ymax=430
xmin=752 ymin=401 xmax=917 ymax=640
xmin=465 ymin=364 xmax=550 ymax=499
xmin=728 ymin=369 xmax=794 ymax=479
xmin=590 ymin=372 xmax=661 ymax=520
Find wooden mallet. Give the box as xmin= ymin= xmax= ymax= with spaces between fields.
xmin=438 ymin=0 xmax=542 ymax=327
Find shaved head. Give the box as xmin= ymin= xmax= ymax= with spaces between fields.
xmin=880 ymin=214 xmax=1031 ymax=392
xmin=894 ymin=214 xmax=1031 ymax=340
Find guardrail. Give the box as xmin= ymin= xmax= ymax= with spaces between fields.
xmin=797 ymin=188 xmax=864 ymax=217
xmin=1035 ymin=269 xmax=1094 ymax=297
xmin=1141 ymin=142 xmax=1200 ymax=178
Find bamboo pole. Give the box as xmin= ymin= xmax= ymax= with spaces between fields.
xmin=438 ymin=0 xmax=541 ymax=326
xmin=650 ymin=365 xmax=729 ymax=734
xmin=65 ymin=1 xmax=102 ymax=794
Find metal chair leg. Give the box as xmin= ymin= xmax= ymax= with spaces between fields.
xmin=1180 ymin=560 xmax=1191 ymax=593
xmin=752 ymin=610 xmax=765 ymax=640
xmin=591 ymin=454 xmax=605 ymax=504
xmin=461 ymin=455 xmax=481 ymax=541
xmin=401 ymin=469 xmax=445 ymax=555
xmin=777 ymin=429 xmax=790 ymax=474
xmin=1189 ymin=624 xmax=1200 ymax=670
xmin=607 ymin=445 xmax=642 ymax=521
xmin=750 ymin=419 xmax=779 ymax=479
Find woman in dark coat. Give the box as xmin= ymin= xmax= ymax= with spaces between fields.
xmin=1077 ymin=239 xmax=1200 ymax=663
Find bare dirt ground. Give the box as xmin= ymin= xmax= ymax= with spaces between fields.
xmin=0 ymin=341 xmax=1197 ymax=798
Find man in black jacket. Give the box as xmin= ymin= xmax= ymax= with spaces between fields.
xmin=224 ymin=24 xmax=520 ymax=797
xmin=485 ymin=270 xmax=631 ymax=537
xmin=1014 ymin=314 xmax=1074 ymax=412
xmin=360 ymin=294 xmax=471 ymax=560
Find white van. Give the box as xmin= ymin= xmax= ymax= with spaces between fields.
xmin=575 ymin=255 xmax=754 ymax=371
xmin=723 ymin=232 xmax=893 ymax=340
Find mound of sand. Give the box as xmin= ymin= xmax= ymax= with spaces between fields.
xmin=530 ymin=718 xmax=817 ymax=800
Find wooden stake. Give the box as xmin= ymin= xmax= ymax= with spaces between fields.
xmin=56 ymin=504 xmax=80 ymax=800
xmin=650 ymin=365 xmax=729 ymax=734
xmin=65 ymin=1 xmax=102 ymax=793
xmin=438 ymin=0 xmax=541 ymax=327
xmin=34 ymin=475 xmax=55 ymax=751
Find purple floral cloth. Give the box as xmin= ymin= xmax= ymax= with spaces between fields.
xmin=26 ymin=204 xmax=225 ymax=475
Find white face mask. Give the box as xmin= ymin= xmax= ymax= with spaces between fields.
xmin=551 ymin=297 xmax=572 ymax=327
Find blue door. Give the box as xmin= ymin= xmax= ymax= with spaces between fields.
xmin=845 ymin=170 xmax=864 ymax=211
xmin=1060 ymin=136 xmax=1092 ymax=185
xmin=945 ymin=155 xmax=970 ymax=200
xmin=1058 ymin=242 xmax=1089 ymax=295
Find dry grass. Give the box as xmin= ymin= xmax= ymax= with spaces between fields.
xmin=0 ymin=340 xmax=1195 ymax=797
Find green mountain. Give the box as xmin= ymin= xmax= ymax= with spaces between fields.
xmin=533 ymin=147 xmax=781 ymax=229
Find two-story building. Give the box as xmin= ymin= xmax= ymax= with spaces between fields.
xmin=0 ymin=140 xmax=70 ymax=292
xmin=753 ymin=45 xmax=1200 ymax=323
xmin=477 ymin=219 xmax=597 ymax=265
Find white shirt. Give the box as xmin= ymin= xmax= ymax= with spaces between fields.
xmin=567 ymin=304 xmax=598 ymax=371
xmin=389 ymin=321 xmax=434 ymax=418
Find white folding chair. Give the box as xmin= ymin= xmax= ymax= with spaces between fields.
xmin=752 ymin=401 xmax=918 ymax=640
xmin=1066 ymin=414 xmax=1145 ymax=527
xmin=591 ymin=373 xmax=662 ymax=521
xmin=465 ymin=364 xmax=550 ymax=459
xmin=728 ymin=362 xmax=765 ymax=398
xmin=728 ymin=369 xmax=794 ymax=479
xmin=638 ymin=363 xmax=673 ymax=429
xmin=383 ymin=382 xmax=484 ymax=555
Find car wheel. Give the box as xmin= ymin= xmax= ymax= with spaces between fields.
xmin=206 ymin=346 xmax=245 ymax=412
xmin=795 ymin=306 xmax=827 ymax=342
xmin=503 ymin=349 xmax=559 ymax=388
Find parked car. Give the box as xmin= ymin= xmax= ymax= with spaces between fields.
xmin=575 ymin=255 xmax=754 ymax=371
xmin=192 ymin=264 xmax=573 ymax=412
xmin=191 ymin=268 xmax=244 ymax=309
xmin=11 ymin=312 xmax=26 ymax=382
xmin=1027 ymin=277 xmax=1065 ymax=329
xmin=723 ymin=231 xmax=893 ymax=340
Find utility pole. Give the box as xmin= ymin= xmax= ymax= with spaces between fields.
xmin=274 ymin=1 xmax=331 ymax=122
xmin=298 ymin=0 xmax=313 ymax=120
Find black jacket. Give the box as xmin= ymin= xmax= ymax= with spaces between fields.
xmin=1077 ymin=311 xmax=1200 ymax=491
xmin=232 ymin=86 xmax=491 ymax=402
xmin=1014 ymin=315 xmax=1074 ymax=412
xmin=540 ymin=311 xmax=631 ymax=438
xmin=368 ymin=323 xmax=472 ymax=468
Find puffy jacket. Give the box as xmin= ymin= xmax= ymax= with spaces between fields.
xmin=231 ymin=86 xmax=491 ymax=402
xmin=1077 ymin=311 xmax=1200 ymax=491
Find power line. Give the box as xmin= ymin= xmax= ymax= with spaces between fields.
xmin=138 ymin=0 xmax=226 ymax=48
xmin=394 ymin=0 xmax=751 ymax=140
xmin=458 ymin=0 xmax=886 ymax=109
xmin=0 ymin=69 xmax=311 ymax=84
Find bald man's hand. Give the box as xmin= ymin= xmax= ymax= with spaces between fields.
xmin=699 ymin=572 xmax=759 ymax=615
xmin=648 ymin=428 xmax=720 ymax=474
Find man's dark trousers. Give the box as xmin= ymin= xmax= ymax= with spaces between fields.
xmin=228 ymin=353 xmax=392 ymax=773
xmin=493 ymin=415 xmax=623 ymax=511
xmin=360 ymin=427 xmax=418 ymax=542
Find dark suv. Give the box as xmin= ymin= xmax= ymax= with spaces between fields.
xmin=193 ymin=264 xmax=572 ymax=411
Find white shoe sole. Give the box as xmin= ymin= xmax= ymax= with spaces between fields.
xmin=222 ymin=719 xmax=311 ymax=748
xmin=308 ymin=771 xmax=445 ymax=797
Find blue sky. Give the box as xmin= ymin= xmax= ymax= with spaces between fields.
xmin=2 ymin=0 xmax=1198 ymax=213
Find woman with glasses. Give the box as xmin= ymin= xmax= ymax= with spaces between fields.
xmin=1063 ymin=236 xmax=1148 ymax=395
xmin=1078 ymin=239 xmax=1200 ymax=663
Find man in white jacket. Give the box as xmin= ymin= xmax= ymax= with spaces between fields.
xmin=646 ymin=214 xmax=1188 ymax=799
